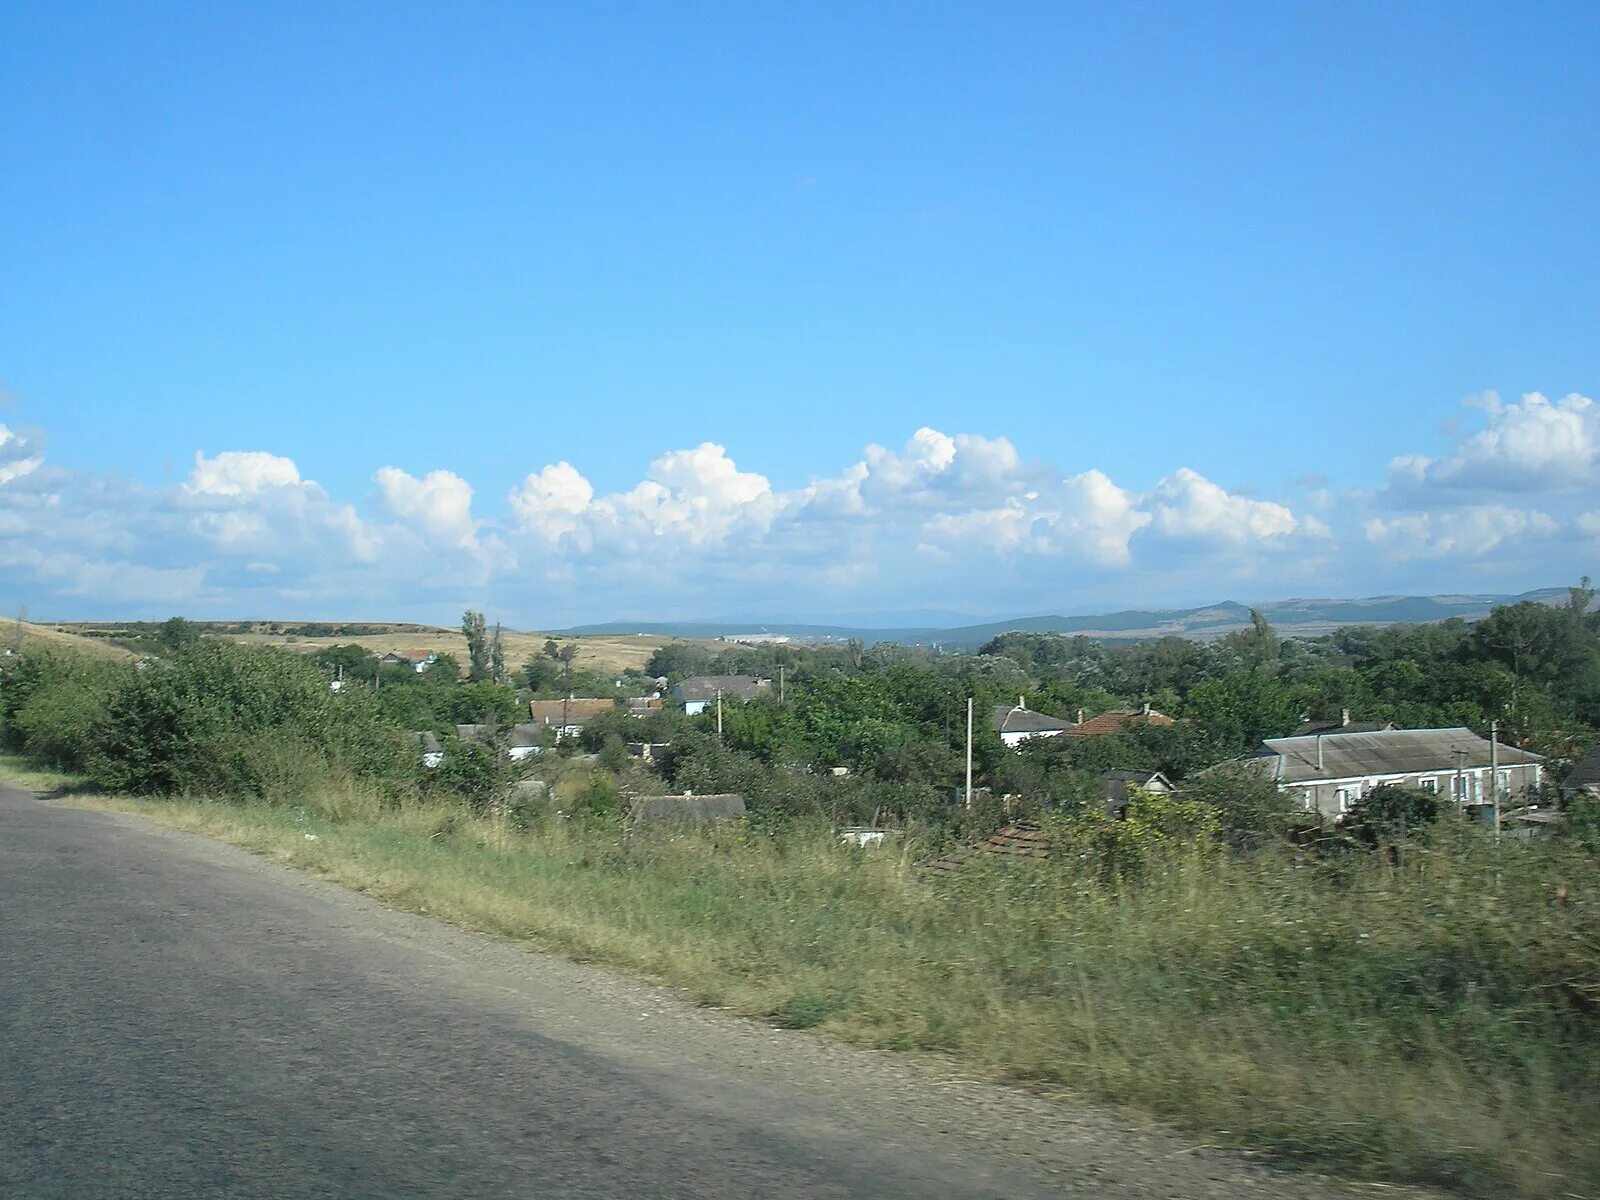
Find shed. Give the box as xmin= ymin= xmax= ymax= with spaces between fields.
xmin=412 ymin=730 xmax=444 ymax=768
xmin=1099 ymin=768 xmax=1173 ymax=818
xmin=629 ymin=792 xmax=747 ymax=825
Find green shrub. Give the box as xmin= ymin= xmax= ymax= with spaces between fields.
xmin=433 ymin=736 xmax=503 ymax=813
xmin=85 ymin=641 xmax=412 ymax=800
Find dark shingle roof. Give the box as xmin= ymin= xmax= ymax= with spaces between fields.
xmin=1568 ymin=743 xmax=1600 ymax=789
xmin=1100 ymin=769 xmax=1171 ymax=812
xmin=508 ymin=723 xmax=544 ymax=748
xmin=991 ymin=705 xmax=1074 ymax=735
xmin=1292 ymin=719 xmax=1396 ymax=738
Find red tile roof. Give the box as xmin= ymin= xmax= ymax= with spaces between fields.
xmin=1064 ymin=708 xmax=1175 ymax=737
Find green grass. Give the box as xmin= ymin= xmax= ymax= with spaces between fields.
xmin=0 ymin=753 xmax=92 ymax=793
xmin=34 ymin=776 xmax=1598 ymax=1200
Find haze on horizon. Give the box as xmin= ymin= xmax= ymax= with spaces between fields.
xmin=2 ymin=4 xmax=1596 ymax=627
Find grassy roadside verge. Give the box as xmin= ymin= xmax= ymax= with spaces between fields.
xmin=6 ymin=761 xmax=1596 ymax=1198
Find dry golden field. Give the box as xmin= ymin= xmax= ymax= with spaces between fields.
xmin=221 ymin=627 xmax=690 ymax=675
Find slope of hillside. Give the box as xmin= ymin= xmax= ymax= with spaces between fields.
xmin=7 ymin=622 xmax=139 ymax=661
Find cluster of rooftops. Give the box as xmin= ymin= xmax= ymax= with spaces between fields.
xmin=405 ymin=668 xmax=1574 ymax=825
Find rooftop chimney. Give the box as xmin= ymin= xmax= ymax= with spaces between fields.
xmin=1142 ymin=702 xmax=1151 ymax=717
xmin=1076 ymin=708 xmax=1085 ymax=725
xmin=1341 ymin=708 xmax=1351 ymax=728
xmin=1019 ymin=694 xmax=1026 ymax=710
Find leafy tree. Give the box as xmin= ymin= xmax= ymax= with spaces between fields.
xmin=312 ymin=643 xmax=373 ymax=680
xmin=1220 ymin=609 xmax=1279 ymax=674
xmin=158 ymin=616 xmax=202 ymax=654
xmin=597 ymin=734 xmax=630 ymax=773
xmin=644 ymin=642 xmax=712 ymax=681
xmin=1183 ymin=763 xmax=1295 ymax=849
xmin=1186 ymin=671 xmax=1299 ymax=757
xmin=1344 ymin=783 xmax=1442 ymax=848
xmin=461 ymin=610 xmax=490 ymax=681
xmin=421 ymin=653 xmax=461 ymax=683
xmin=490 ymin=622 xmax=506 ymax=684
xmin=433 ymin=736 xmax=502 ymax=813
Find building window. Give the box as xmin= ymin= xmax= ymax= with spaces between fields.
xmin=1419 ymin=778 xmax=1437 ymax=793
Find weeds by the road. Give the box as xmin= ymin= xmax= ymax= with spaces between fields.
xmin=12 ymin=763 xmax=1591 ymax=1200
xmin=0 ymin=753 xmax=93 ymax=794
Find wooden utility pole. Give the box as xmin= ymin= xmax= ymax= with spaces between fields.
xmin=1490 ymin=718 xmax=1501 ymax=839
xmin=778 ymin=666 xmax=785 ymax=705
xmin=965 ymin=697 xmax=974 ymax=811
xmin=716 ymin=688 xmax=724 ymax=736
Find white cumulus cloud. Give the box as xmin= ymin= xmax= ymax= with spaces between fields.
xmin=0 ymin=424 xmax=43 ymax=487
xmin=374 ymin=466 xmax=479 ymax=550
xmin=508 ymin=462 xmax=594 ymax=542
xmin=1386 ymin=392 xmax=1600 ymax=496
xmin=186 ymin=450 xmax=302 ymax=495
xmin=1364 ymin=505 xmax=1558 ymax=559
xmin=1147 ymin=468 xmax=1299 ymax=544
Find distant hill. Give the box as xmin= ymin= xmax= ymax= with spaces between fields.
xmin=553 ymin=588 xmax=1575 ymax=650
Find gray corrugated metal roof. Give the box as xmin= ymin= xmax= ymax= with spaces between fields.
xmin=1259 ymin=727 xmax=1542 ymax=783
xmin=991 ymin=705 xmax=1074 ymax=734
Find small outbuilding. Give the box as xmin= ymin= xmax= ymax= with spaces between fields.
xmin=629 ymin=792 xmax=747 ymax=825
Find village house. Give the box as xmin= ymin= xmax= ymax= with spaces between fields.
xmin=528 ymin=698 xmax=616 ymax=740
xmin=674 ymin=675 xmax=771 ymax=715
xmin=1564 ymin=742 xmax=1600 ymax=800
xmin=377 ymin=650 xmax=438 ymax=673
xmin=626 ymin=693 xmax=664 ymax=719
xmin=990 ymin=699 xmax=1075 ymax=748
xmin=1063 ymin=704 xmax=1176 ymax=738
xmin=507 ymin=724 xmax=544 ymax=760
xmin=1245 ymin=726 xmax=1544 ymax=821
xmin=449 ymin=723 xmax=546 ymax=760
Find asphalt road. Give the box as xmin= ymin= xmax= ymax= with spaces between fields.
xmin=0 ymin=785 xmax=1381 ymax=1199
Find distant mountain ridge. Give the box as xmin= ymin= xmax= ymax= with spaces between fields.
xmin=553 ymin=588 xmax=1574 ymax=650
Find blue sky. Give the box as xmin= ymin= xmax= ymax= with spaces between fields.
xmin=1 ymin=3 xmax=1596 ymax=626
